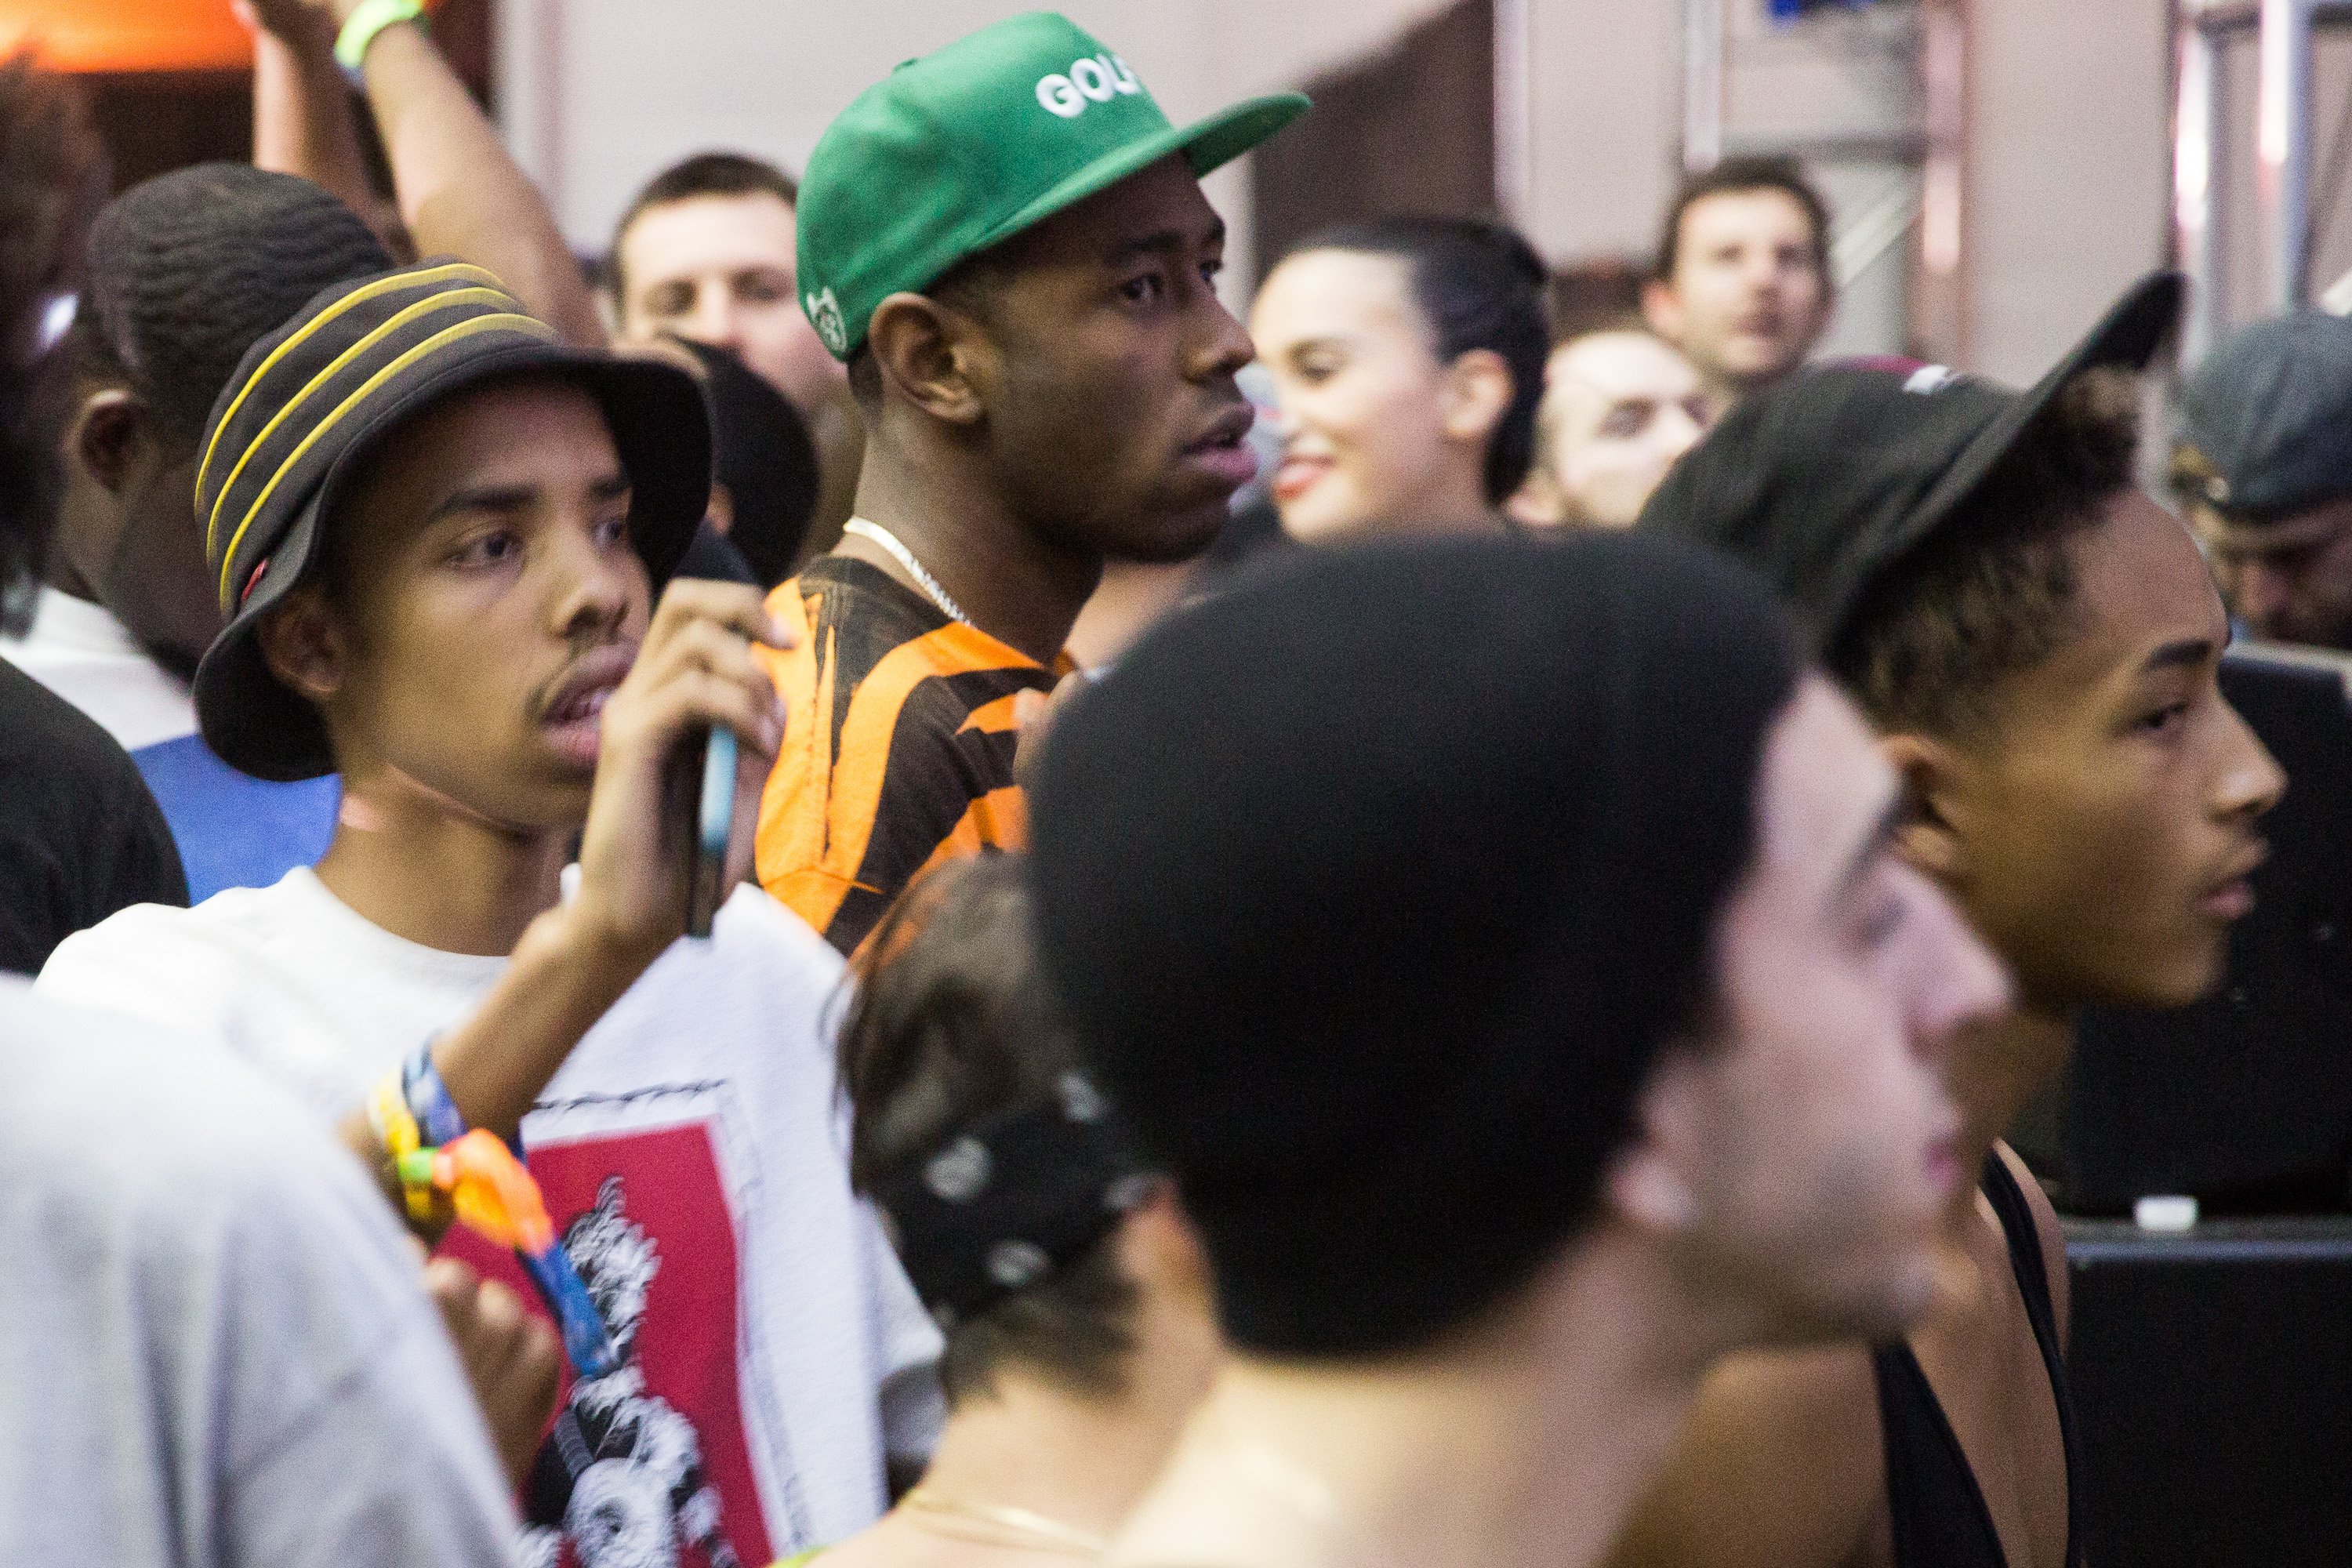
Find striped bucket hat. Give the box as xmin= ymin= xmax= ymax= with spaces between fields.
xmin=191 ymin=260 xmax=712 ymax=781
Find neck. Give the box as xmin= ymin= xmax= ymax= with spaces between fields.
xmin=1112 ymin=1231 xmax=1727 ymax=1568
xmin=1365 ymin=467 xmax=1499 ymax=543
xmin=915 ymin=1369 xmax=1200 ymax=1548
xmin=313 ymin=761 xmax=573 ymax=956
xmin=846 ymin=427 xmax=1100 ymax=665
xmin=1948 ymin=1000 xmax=2075 ymax=1186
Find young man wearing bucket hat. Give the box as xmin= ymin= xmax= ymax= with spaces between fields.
xmin=1611 ymin=275 xmax=2283 ymax=1568
xmin=39 ymin=262 xmax=945 ymax=1567
xmin=753 ymin=11 xmax=1305 ymax=958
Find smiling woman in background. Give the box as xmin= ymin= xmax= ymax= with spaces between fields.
xmin=1249 ymin=216 xmax=1548 ymax=543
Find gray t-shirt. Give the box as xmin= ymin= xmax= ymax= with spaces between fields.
xmin=0 ymin=978 xmax=517 ymax=1566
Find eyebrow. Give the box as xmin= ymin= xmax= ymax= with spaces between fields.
xmin=2142 ymin=636 xmax=2219 ymax=674
xmin=1107 ymin=216 xmax=1226 ymax=268
xmin=1835 ymin=791 xmax=1907 ymax=902
xmin=426 ymin=471 xmax=630 ymax=525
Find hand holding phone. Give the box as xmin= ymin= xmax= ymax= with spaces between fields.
xmin=687 ymin=726 xmax=738 ymax=938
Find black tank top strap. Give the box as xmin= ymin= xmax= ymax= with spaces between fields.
xmin=1868 ymin=1153 xmax=2084 ymax=1568
xmin=1978 ymin=1150 xmax=2085 ymax=1568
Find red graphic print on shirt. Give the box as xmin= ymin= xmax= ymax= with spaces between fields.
xmin=441 ymin=1120 xmax=773 ymax=1568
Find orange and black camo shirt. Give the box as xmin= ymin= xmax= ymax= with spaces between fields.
xmin=754 ymin=557 xmax=1072 ymax=958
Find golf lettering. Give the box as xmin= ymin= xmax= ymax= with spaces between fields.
xmin=1036 ymin=53 xmax=1142 ymax=118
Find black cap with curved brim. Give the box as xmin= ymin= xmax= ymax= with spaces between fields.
xmin=192 ymin=260 xmax=712 ymax=782
xmin=1638 ymin=270 xmax=2183 ymax=650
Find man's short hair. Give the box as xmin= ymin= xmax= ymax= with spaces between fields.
xmin=1831 ymin=368 xmax=2141 ymax=739
xmin=0 ymin=55 xmax=102 ymax=618
xmin=839 ymin=854 xmax=1139 ymax=1406
xmin=1653 ymin=155 xmax=1832 ymax=285
xmin=609 ymin=152 xmax=800 ymax=299
xmin=72 ymin=165 xmax=392 ymax=448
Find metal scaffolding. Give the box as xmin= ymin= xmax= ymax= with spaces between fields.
xmin=2174 ymin=0 xmax=2352 ymax=364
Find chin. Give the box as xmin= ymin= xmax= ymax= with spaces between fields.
xmin=1113 ymin=502 xmax=1229 ymax=566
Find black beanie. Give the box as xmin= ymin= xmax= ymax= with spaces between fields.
xmin=1028 ymin=533 xmax=1804 ymax=1359
xmin=673 ymin=338 xmax=819 ymax=589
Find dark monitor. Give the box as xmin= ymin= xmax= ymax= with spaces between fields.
xmin=2061 ymin=642 xmax=2352 ymax=1215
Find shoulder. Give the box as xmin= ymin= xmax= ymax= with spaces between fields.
xmin=0 ymin=661 xmax=161 ymax=812
xmin=1991 ymin=1139 xmax=2069 ymax=1342
xmin=0 ymin=981 xmax=384 ymax=1244
xmin=1607 ymin=1344 xmax=1886 ymax=1568
xmin=36 ymin=880 xmax=286 ymax=1030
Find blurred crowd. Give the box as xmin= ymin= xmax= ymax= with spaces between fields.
xmin=0 ymin=5 xmax=2339 ymax=1568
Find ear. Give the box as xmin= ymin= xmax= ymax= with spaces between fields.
xmin=1640 ymin=278 xmax=1685 ymax=343
xmin=1878 ymin=730 xmax=1970 ymax=886
xmin=1120 ymin=1183 xmax=1216 ymax=1303
xmin=1602 ymin=1047 xmax=1708 ymax=1239
xmin=253 ymin=588 xmax=350 ymax=707
xmin=1439 ymin=347 xmax=1515 ymax=447
xmin=706 ymin=480 xmax=736 ymax=537
xmin=71 ymin=388 xmax=150 ymax=495
xmin=865 ymin=292 xmax=987 ymax=426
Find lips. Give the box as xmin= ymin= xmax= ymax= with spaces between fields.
xmin=1181 ymin=405 xmax=1259 ymax=489
xmin=2198 ymin=837 xmax=2270 ymax=922
xmin=538 ymin=643 xmax=637 ymax=768
xmin=1272 ymin=452 xmax=1333 ymax=505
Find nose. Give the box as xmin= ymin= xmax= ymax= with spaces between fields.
xmin=682 ymin=287 xmax=742 ymax=350
xmin=1657 ymin=403 xmax=1706 ymax=463
xmin=2211 ymin=695 xmax=2288 ymax=825
xmin=546 ymin=523 xmax=641 ymax=642
xmin=1189 ymin=292 xmax=1258 ymax=383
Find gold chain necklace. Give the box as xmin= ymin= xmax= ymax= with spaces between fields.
xmin=900 ymin=1486 xmax=1112 ymax=1557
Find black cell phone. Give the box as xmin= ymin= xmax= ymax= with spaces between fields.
xmin=684 ymin=726 xmax=738 ymax=938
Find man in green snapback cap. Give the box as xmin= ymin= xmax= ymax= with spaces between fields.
xmin=754 ymin=11 xmax=1306 ymax=957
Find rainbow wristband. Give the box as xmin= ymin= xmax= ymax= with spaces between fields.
xmin=403 ymin=1039 xmax=466 ymax=1147
xmin=333 ymin=0 xmax=427 ymax=83
xmin=368 ymin=1073 xmax=436 ymax=1223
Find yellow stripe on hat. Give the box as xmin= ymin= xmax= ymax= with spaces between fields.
xmin=203 ymin=285 xmax=521 ymax=560
xmin=196 ymin=261 xmax=511 ymax=532
xmin=214 ymin=312 xmax=557 ymax=608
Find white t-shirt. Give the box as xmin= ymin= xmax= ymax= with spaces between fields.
xmin=39 ymin=870 xmax=943 ymax=1563
xmin=0 ymin=978 xmax=517 ymax=1567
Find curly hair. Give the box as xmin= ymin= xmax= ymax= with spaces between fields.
xmin=1831 ymin=368 xmax=2143 ymax=739
xmin=0 ymin=56 xmax=103 ymax=627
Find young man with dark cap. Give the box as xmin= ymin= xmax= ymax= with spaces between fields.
xmin=2172 ymin=310 xmax=2352 ymax=652
xmin=40 ymin=263 xmax=942 ymax=1567
xmin=1028 ymin=533 xmax=2008 ymax=1568
xmin=753 ymin=11 xmax=1304 ymax=958
xmin=1616 ymin=273 xmax=2283 ymax=1568
xmin=1642 ymin=156 xmax=1835 ymax=408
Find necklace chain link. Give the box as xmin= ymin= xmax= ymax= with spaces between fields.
xmin=899 ymin=1486 xmax=1111 ymax=1557
xmin=844 ymin=517 xmax=967 ymax=625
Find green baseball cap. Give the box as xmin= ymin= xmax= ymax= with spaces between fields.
xmin=796 ymin=11 xmax=1308 ymax=361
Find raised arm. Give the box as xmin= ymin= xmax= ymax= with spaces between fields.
xmin=238 ymin=0 xmax=400 ymax=250
xmin=298 ymin=0 xmax=605 ymax=347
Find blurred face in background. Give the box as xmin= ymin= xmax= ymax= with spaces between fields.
xmin=1644 ymin=187 xmax=1832 ymax=401
xmin=616 ymin=191 xmax=847 ymax=417
xmin=1519 ymin=329 xmax=1714 ymax=529
xmin=2185 ymin=490 xmax=2352 ymax=652
xmin=1250 ymin=247 xmax=1508 ymax=543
